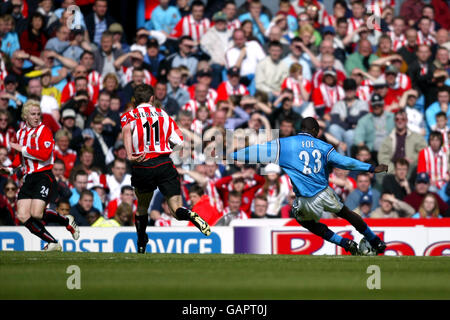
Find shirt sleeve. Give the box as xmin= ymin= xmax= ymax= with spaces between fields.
xmin=327 ymin=148 xmax=374 ymax=172
xmin=229 ymin=139 xmax=279 ymax=164
xmin=21 ymin=126 xmax=54 ymax=162
xmin=169 ymin=118 xmax=184 ymax=146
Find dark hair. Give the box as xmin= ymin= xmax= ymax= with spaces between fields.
xmin=268 ymin=40 xmax=283 ymax=49
xmin=223 ymin=0 xmax=236 ymax=8
xmin=189 ymin=184 xmax=205 ymax=196
xmin=436 ymin=111 xmax=447 ymax=119
xmin=179 ymin=35 xmax=193 ymax=45
xmin=394 ymin=158 xmax=410 ymax=168
xmin=336 ymin=17 xmax=348 ymax=25
xmin=54 ymin=158 xmax=65 ymax=167
xmin=80 ymin=189 xmax=93 ymax=200
xmin=422 ymin=4 xmax=434 ymax=12
xmin=80 ymin=51 xmax=94 ymax=60
xmin=57 ymin=199 xmax=70 ymax=207
xmin=112 ymin=158 xmax=127 ymax=167
xmin=229 ymin=190 xmax=241 ymax=200
xmin=437 ymin=86 xmax=450 ymax=95
xmin=356 ymin=145 xmax=370 ymax=154
xmin=133 ymin=84 xmax=154 ymax=104
xmin=74 ymin=76 xmax=88 ymax=84
xmin=429 ymin=131 xmax=444 ymax=146
xmin=333 ymin=0 xmax=347 ymax=8
xmin=121 ymin=185 xmax=134 ymax=194
xmin=190 ymin=0 xmax=205 ymax=10
xmin=300 ymin=117 xmax=319 ymax=136
xmin=74 ymin=170 xmax=88 ymax=180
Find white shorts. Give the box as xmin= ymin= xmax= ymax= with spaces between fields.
xmin=292 ymin=187 xmax=344 ymax=222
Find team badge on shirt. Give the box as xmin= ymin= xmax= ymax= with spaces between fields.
xmin=44 ymin=141 xmax=51 ymax=148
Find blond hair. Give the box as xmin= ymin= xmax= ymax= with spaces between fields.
xmin=418 ymin=193 xmax=440 ymax=218
xmin=21 ymin=100 xmax=41 ymax=121
xmin=55 ymin=128 xmax=72 ymax=141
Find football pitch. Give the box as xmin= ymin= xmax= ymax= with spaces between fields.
xmin=1 ymin=252 xmax=450 ymax=300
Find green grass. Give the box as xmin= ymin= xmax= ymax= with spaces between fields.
xmin=1 ymin=252 xmax=450 ymax=300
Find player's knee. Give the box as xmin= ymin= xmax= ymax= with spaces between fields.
xmin=16 ymin=210 xmax=30 ymax=223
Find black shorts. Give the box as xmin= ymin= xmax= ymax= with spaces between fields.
xmin=18 ymin=170 xmax=58 ymax=203
xmin=131 ymin=156 xmax=181 ymax=198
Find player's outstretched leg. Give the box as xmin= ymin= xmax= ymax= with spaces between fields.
xmin=175 ymin=207 xmax=211 ymax=236
xmin=298 ymin=219 xmax=359 ymax=255
xmin=24 ymin=217 xmax=62 ymax=251
xmin=167 ymin=195 xmax=210 ymax=236
xmin=42 ymin=208 xmax=79 ymax=240
xmin=335 ymin=206 xmax=386 ymax=255
xmin=18 ymin=199 xmax=62 ymax=251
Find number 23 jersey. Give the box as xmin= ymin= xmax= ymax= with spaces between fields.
xmin=279 ymin=133 xmax=372 ymax=198
xmin=120 ymin=103 xmax=184 ymax=159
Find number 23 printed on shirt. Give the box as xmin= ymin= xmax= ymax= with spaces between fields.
xmin=299 ymin=149 xmax=322 ymax=175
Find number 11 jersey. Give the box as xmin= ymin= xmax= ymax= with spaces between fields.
xmin=120 ymin=103 xmax=184 ymax=159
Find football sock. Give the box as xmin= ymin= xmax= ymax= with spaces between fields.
xmin=24 ymin=217 xmax=57 ymax=243
xmin=339 ymin=238 xmax=352 ymax=251
xmin=42 ymin=208 xmax=69 ymax=226
xmin=175 ymin=207 xmax=191 ymax=221
xmin=325 ymin=229 xmax=344 ymax=246
xmin=135 ymin=214 xmax=148 ymax=243
xmin=336 ymin=206 xmax=369 ymax=233
xmin=363 ymin=226 xmax=377 ymax=242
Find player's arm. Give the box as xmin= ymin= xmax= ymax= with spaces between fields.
xmin=168 ymin=117 xmax=184 ymax=147
xmin=228 ymin=139 xmax=279 ymax=164
xmin=10 ymin=127 xmax=54 ymax=162
xmin=122 ymin=122 xmax=145 ymax=162
xmin=327 ymin=148 xmax=388 ymax=173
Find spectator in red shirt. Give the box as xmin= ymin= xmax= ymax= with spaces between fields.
xmin=215 ymin=166 xmax=265 ymax=216
xmin=187 ymin=184 xmax=221 ymax=226
xmin=19 ymin=12 xmax=48 ymax=57
xmin=54 ymin=129 xmax=77 ymax=179
xmin=403 ymin=172 xmax=450 ymax=217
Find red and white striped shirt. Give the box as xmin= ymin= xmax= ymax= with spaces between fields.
xmin=323 ymin=15 xmax=336 ymax=27
xmin=188 ymin=84 xmax=218 ymax=102
xmin=88 ymin=70 xmax=102 ymax=89
xmin=15 ymin=123 xmax=54 ymax=175
xmin=227 ymin=19 xmax=241 ymax=32
xmin=281 ymin=76 xmax=312 ymax=106
xmin=190 ymin=119 xmax=210 ymax=135
xmin=60 ymin=81 xmax=98 ymax=105
xmin=312 ymin=69 xmax=346 ymax=89
xmin=348 ymin=17 xmax=364 ymax=36
xmin=365 ymin=0 xmax=395 ymax=16
xmin=417 ymin=147 xmax=449 ymax=189
xmin=0 ymin=128 xmax=17 ymax=154
xmin=216 ymin=81 xmax=249 ymax=101
xmin=182 ymin=99 xmax=216 ymax=119
xmin=171 ymin=14 xmax=211 ymax=42
xmin=389 ymin=32 xmax=407 ymax=52
xmin=121 ymin=66 xmax=156 ymax=87
xmin=356 ymin=85 xmax=372 ymax=102
xmin=417 ymin=31 xmax=436 ymax=46
xmin=206 ymin=178 xmax=223 ymax=213
xmin=312 ymin=83 xmax=345 ymax=113
xmin=221 ymin=207 xmax=248 ymax=220
xmin=120 ymin=103 xmax=184 ymax=159
xmin=380 ymin=73 xmax=412 ymax=90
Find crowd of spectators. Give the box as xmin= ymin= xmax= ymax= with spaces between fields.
xmin=0 ymin=0 xmax=449 ymax=228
